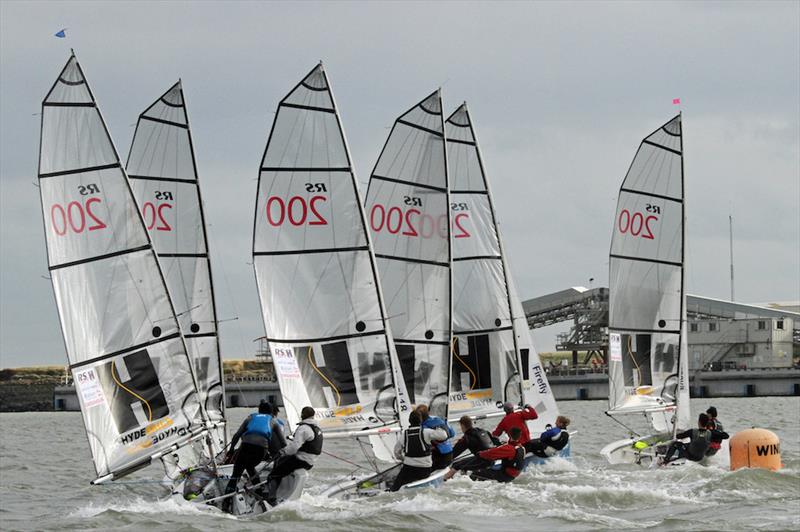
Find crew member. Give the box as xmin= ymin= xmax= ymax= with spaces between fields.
xmin=391 ymin=410 xmax=448 ymax=491
xmin=704 ymin=408 xmax=725 ymax=456
xmin=470 ymin=427 xmax=525 ymax=483
xmin=443 ymin=415 xmax=497 ymax=481
xmin=663 ymin=413 xmax=729 ymax=464
xmin=417 ymin=404 xmax=456 ymax=470
xmin=224 ymin=401 xmax=282 ymax=498
xmin=492 ymin=402 xmax=538 ymax=445
xmin=525 ymin=416 xmax=571 ymax=457
xmin=266 ymin=406 xmax=322 ymax=505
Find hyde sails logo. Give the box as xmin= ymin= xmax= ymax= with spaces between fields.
xmin=94 ymin=349 xmax=170 ymax=438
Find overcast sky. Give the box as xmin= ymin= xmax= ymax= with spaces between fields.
xmin=1 ymin=1 xmax=798 ymax=368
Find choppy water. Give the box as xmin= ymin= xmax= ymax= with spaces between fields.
xmin=1 ymin=397 xmax=798 ymax=531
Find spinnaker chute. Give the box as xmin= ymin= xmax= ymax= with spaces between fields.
xmin=364 ymin=90 xmax=453 ymax=421
xmin=127 ymin=81 xmax=226 ymax=453
xmin=445 ymin=104 xmax=558 ymax=431
xmin=37 ymin=53 xmax=207 ymax=482
xmin=607 ymin=114 xmax=690 ymax=435
xmin=252 ymin=64 xmax=411 ymax=452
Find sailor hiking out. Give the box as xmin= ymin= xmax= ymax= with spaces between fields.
xmin=662 ymin=413 xmax=729 ymax=464
xmin=470 ymin=427 xmax=526 ymax=483
xmin=224 ymin=401 xmax=285 ymax=498
xmin=266 ymin=406 xmax=322 ymax=505
xmin=443 ymin=415 xmax=498 ymax=481
xmin=493 ymin=403 xmax=538 ymax=444
xmin=416 ymin=404 xmax=456 ymax=470
xmin=392 ymin=410 xmax=448 ymax=491
xmin=525 ymin=416 xmax=571 ymax=458
xmin=705 ymin=406 xmax=725 ymax=456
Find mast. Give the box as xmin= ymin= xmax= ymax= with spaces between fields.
xmin=364 ymin=90 xmax=453 ymax=421
xmin=126 ymin=81 xmax=227 ymax=452
xmin=251 ymin=64 xmax=408 ymax=445
xmin=37 ymin=53 xmax=206 ymax=483
xmin=729 ymin=214 xmax=735 ymax=302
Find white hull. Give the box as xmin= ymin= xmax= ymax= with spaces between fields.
xmin=602 ymin=434 xmax=729 ymax=468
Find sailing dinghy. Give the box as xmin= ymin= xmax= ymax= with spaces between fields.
xmin=37 ymin=53 xmax=214 ymax=487
xmin=444 ymin=104 xmax=568 ymax=466
xmin=127 ymin=80 xmax=228 ymax=479
xmin=253 ymin=64 xmax=413 ymax=502
xmin=325 ymin=89 xmax=455 ymax=497
xmin=600 ymin=114 xmax=692 ymax=465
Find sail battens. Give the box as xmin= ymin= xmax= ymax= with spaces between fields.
xmin=266 ymin=329 xmax=387 ymax=345
xmin=184 ymin=332 xmax=217 ymax=339
xmin=374 ymin=253 xmax=449 ymax=267
xmin=128 ymin=174 xmax=197 ymax=185
xmin=280 ymin=102 xmax=336 ymax=114
xmin=42 ymin=102 xmax=95 ymax=107
xmin=159 ymin=96 xmax=184 ymax=108
xmin=642 ymin=138 xmax=681 ymax=156
xmin=140 ymin=115 xmax=188 ymax=129
xmin=447 ymin=137 xmax=476 ymax=146
xmin=396 ymin=118 xmax=444 ymax=137
xmin=158 ymin=252 xmax=207 ymax=258
xmin=453 ymin=255 xmax=502 ymax=262
xmin=451 ymin=189 xmax=488 ymax=195
xmin=609 ymin=326 xmax=680 ymax=335
xmin=48 ymin=244 xmax=151 ymax=271
xmin=394 ymin=338 xmax=450 ymax=346
xmin=254 ymin=245 xmax=369 ymax=257
xmin=619 ymin=187 xmax=682 ymax=204
xmin=69 ymin=332 xmax=182 ymax=370
xmin=260 ymin=166 xmax=351 ymax=172
xmin=39 ymin=162 xmax=120 ymax=179
xmin=609 ymin=253 xmax=682 ymax=268
xmin=370 ymin=174 xmax=446 ymax=193
xmin=454 ymin=325 xmax=514 ymax=335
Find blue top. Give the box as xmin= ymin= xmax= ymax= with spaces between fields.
xmin=540 ymin=426 xmax=561 ymax=443
xmin=244 ymin=413 xmax=273 ymax=439
xmin=422 ymin=416 xmax=455 ymax=454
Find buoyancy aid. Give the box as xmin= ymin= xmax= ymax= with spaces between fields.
xmin=686 ymin=429 xmax=712 ymax=460
xmin=244 ymin=414 xmax=272 ymax=439
xmin=297 ymin=422 xmax=323 ymax=455
xmin=466 ymin=428 xmax=494 ymax=453
xmin=501 ymin=445 xmax=525 ymax=477
xmin=404 ymin=426 xmax=431 ymax=458
xmin=543 ymin=429 xmax=569 ymax=456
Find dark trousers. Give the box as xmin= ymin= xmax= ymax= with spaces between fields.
xmin=524 ymin=439 xmax=549 ymax=458
xmin=390 ymin=464 xmax=431 ymax=491
xmin=664 ymin=442 xmax=702 ymax=463
xmin=470 ymin=467 xmax=515 ymax=483
xmin=431 ymin=451 xmax=453 ymax=471
xmin=267 ymin=455 xmax=312 ymax=500
xmin=226 ymin=443 xmax=266 ymax=493
xmin=451 ymin=455 xmax=490 ymax=472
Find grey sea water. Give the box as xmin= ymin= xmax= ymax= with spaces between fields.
xmin=1 ymin=397 xmax=798 ymax=531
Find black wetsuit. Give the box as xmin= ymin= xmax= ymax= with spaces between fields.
xmin=665 ymin=428 xmax=729 ymax=463
xmin=451 ymin=427 xmax=496 ymax=472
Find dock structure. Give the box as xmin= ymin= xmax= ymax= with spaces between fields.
xmin=523 ymin=288 xmax=799 ymax=369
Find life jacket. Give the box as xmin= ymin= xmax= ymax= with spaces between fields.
xmin=422 ymin=417 xmax=453 ymax=454
xmin=544 ymin=429 xmax=569 ymax=455
xmin=244 ymin=414 xmax=272 ymax=439
xmin=297 ymin=422 xmax=323 ymax=455
xmin=466 ymin=428 xmax=494 ymax=454
xmin=404 ymin=426 xmax=431 ymax=458
xmin=501 ymin=445 xmax=525 ymax=477
xmin=686 ymin=429 xmax=712 ymax=460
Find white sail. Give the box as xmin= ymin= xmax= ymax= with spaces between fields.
xmin=364 ymin=91 xmax=453 ymax=420
xmin=252 ymin=64 xmax=411 ymax=442
xmin=445 ymin=105 xmax=558 ymax=431
xmin=608 ymin=114 xmax=690 ymax=433
xmin=127 ymin=81 xmax=226 ymax=454
xmin=37 ymin=53 xmax=206 ymax=482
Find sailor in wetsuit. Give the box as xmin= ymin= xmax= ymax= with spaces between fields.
xmin=663 ymin=413 xmax=729 ymax=464
xmin=224 ymin=401 xmax=285 ymax=498
xmin=705 ymin=406 xmax=724 ymax=456
xmin=266 ymin=406 xmax=322 ymax=505
xmin=524 ymin=415 xmax=571 ymax=458
xmin=416 ymin=404 xmax=456 ymax=470
xmin=470 ymin=426 xmax=525 ymax=483
xmin=442 ymin=415 xmax=498 ymax=481
xmin=391 ymin=410 xmax=448 ymax=491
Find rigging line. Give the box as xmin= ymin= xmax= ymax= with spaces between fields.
xmin=604 ymin=411 xmax=642 ymax=438
xmin=307 ymin=345 xmax=341 ymax=407
xmin=323 ymin=446 xmax=369 ymax=471
xmin=452 ymin=337 xmax=477 ymax=391
xmin=626 ymin=334 xmax=643 ymax=388
xmin=111 ymin=361 xmax=153 ymax=422
xmin=356 ymin=436 xmax=380 ymax=473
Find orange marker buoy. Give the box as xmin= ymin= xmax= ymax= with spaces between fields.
xmin=729 ymin=428 xmax=782 ymax=471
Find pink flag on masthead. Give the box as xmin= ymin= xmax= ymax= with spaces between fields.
xmin=672 ymin=98 xmax=681 ymax=105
